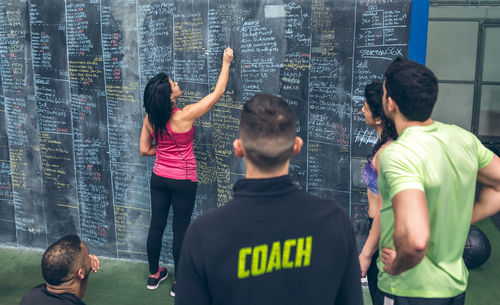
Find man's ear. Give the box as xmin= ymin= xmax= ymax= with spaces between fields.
xmin=291 ymin=137 xmax=303 ymax=155
xmin=77 ymin=268 xmax=86 ymax=280
xmin=387 ymin=96 xmax=398 ymax=113
xmin=233 ymin=139 xmax=245 ymax=158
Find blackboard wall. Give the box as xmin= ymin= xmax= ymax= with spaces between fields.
xmin=0 ymin=0 xmax=413 ymax=263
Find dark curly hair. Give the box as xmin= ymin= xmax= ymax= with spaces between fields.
xmin=144 ymin=72 xmax=173 ymax=140
xmin=364 ymin=81 xmax=398 ymax=160
xmin=384 ymin=57 xmax=438 ymax=122
xmin=41 ymin=235 xmax=83 ymax=286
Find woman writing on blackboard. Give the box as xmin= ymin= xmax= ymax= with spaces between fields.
xmin=358 ymin=81 xmax=398 ymax=305
xmin=140 ymin=47 xmax=233 ymax=296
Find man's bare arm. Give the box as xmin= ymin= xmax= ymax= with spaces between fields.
xmin=473 ymin=154 xmax=500 ymax=223
xmin=382 ymin=189 xmax=429 ymax=275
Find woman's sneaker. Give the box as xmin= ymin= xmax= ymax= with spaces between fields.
xmin=147 ymin=267 xmax=168 ymax=290
xmin=170 ymin=281 xmax=176 ymax=297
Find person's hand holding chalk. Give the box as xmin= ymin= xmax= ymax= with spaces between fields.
xmin=223 ymin=47 xmax=233 ymax=64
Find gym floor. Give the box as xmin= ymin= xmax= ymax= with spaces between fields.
xmin=0 ymin=218 xmax=498 ymax=305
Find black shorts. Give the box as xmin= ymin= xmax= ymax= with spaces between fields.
xmin=376 ymin=287 xmax=466 ymax=305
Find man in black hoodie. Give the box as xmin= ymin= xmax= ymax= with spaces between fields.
xmin=175 ymin=93 xmax=363 ymax=305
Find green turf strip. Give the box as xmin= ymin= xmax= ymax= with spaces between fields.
xmin=0 ymin=248 xmax=174 ymax=305
xmin=466 ymin=218 xmax=500 ymax=305
xmin=0 ymin=218 xmax=498 ymax=305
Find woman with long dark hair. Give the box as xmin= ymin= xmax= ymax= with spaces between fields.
xmin=358 ymin=81 xmax=398 ymax=305
xmin=140 ymin=47 xmax=233 ymax=296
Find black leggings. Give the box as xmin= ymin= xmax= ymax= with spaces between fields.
xmin=367 ymin=249 xmax=381 ymax=304
xmin=147 ymin=173 xmax=197 ymax=275
xmin=367 ymin=217 xmax=382 ymax=305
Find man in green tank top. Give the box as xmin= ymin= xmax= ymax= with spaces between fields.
xmin=376 ymin=58 xmax=500 ymax=304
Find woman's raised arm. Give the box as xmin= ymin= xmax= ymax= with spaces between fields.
xmin=177 ymin=47 xmax=233 ymax=123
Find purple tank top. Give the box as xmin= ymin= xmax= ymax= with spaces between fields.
xmin=362 ymin=156 xmax=378 ymax=195
xmin=152 ymin=109 xmax=197 ymax=182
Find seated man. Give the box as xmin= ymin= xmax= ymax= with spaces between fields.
xmin=175 ymin=94 xmax=363 ymax=305
xmin=20 ymin=235 xmax=100 ymax=305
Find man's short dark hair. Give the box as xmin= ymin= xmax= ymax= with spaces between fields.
xmin=41 ymin=235 xmax=83 ymax=285
xmin=239 ymin=94 xmax=296 ymax=172
xmin=384 ymin=57 xmax=438 ymax=122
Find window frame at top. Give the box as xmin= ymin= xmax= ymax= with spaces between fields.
xmin=428 ymin=12 xmax=500 ymax=144
xmin=473 ymin=22 xmax=500 ymax=143
xmin=430 ymin=1 xmax=500 ymax=6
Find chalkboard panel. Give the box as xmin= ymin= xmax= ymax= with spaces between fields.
xmin=0 ymin=66 xmax=16 ymax=244
xmin=0 ymin=0 xmax=419 ymax=263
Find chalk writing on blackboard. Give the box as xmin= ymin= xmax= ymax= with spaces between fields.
xmin=0 ymin=0 xmax=411 ymax=262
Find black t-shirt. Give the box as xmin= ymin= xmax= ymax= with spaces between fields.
xmin=20 ymin=284 xmax=86 ymax=305
xmin=175 ymin=175 xmax=363 ymax=305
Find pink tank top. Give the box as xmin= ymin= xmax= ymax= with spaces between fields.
xmin=152 ymin=109 xmax=197 ymax=182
